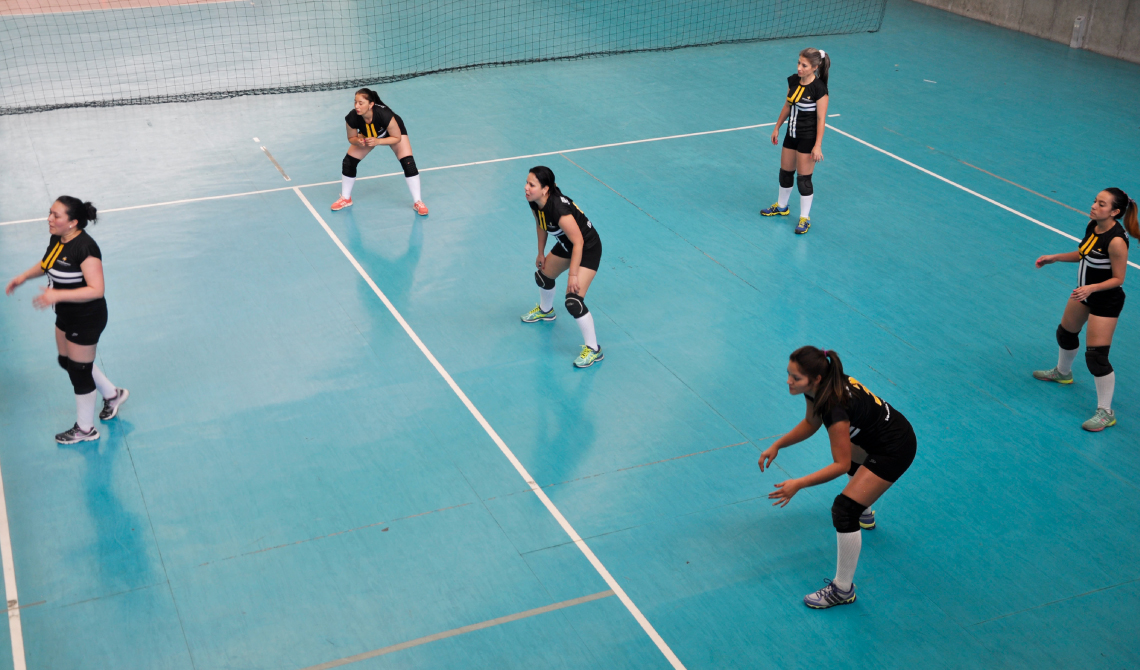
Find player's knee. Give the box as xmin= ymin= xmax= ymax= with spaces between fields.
xmin=342 ymin=154 xmax=360 ymax=178
xmin=779 ymin=169 xmax=795 ymax=188
xmin=399 ymin=155 xmax=419 ymax=178
xmin=831 ymin=494 xmax=863 ymax=533
xmin=535 ymin=270 xmax=555 ymax=290
xmin=1056 ymin=324 xmax=1079 ymax=350
xmin=58 ymin=355 xmax=70 ymax=371
xmin=1086 ymin=345 xmax=1113 ymax=377
xmin=66 ymin=359 xmax=96 ymax=395
xmin=565 ymin=293 xmax=588 ymax=319
xmin=797 ymin=174 xmax=813 ymax=196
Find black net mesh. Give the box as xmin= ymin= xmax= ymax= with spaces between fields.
xmin=0 ymin=0 xmax=886 ymax=115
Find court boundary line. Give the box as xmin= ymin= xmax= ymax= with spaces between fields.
xmin=291 ymin=187 xmax=686 ymax=670
xmin=825 ymin=124 xmax=1140 ymax=271
xmin=0 ymin=465 xmax=27 ymax=670
xmin=298 ymin=590 xmax=615 ymax=670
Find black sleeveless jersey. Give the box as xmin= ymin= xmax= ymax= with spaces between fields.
xmin=1078 ymin=220 xmax=1129 ymax=288
xmin=530 ymin=192 xmax=601 ymax=251
xmin=346 ymin=104 xmax=395 ymax=139
xmin=41 ymin=230 xmax=106 ymax=318
xmin=786 ymin=74 xmax=827 ymax=139
xmin=805 ymin=377 xmax=910 ymax=453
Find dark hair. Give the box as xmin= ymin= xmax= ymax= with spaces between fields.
xmin=56 ymin=196 xmax=97 ymax=229
xmin=1104 ymin=187 xmax=1138 ymax=238
xmin=799 ymin=47 xmax=830 ymax=86
xmin=355 ymin=87 xmax=382 ymax=106
xmin=529 ymin=165 xmax=562 ymax=201
xmin=790 ymin=346 xmax=846 ymax=418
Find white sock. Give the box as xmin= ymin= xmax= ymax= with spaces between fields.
xmin=1095 ymin=372 xmax=1115 ymax=410
xmin=800 ymin=193 xmax=814 ymax=219
xmin=575 ymin=312 xmax=598 ymax=350
xmin=406 ymin=175 xmax=421 ymax=203
xmin=1057 ymin=347 xmax=1078 ymax=375
xmin=341 ymin=176 xmax=355 ymax=200
xmin=777 ymin=186 xmax=793 ymax=209
xmin=91 ymin=364 xmax=116 ymax=399
xmin=76 ymin=391 xmax=97 ymax=432
xmin=834 ymin=530 xmax=862 ymax=591
xmin=539 ymin=288 xmax=555 ymax=313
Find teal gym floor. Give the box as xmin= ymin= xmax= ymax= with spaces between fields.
xmin=1 ymin=0 xmax=1139 ymax=667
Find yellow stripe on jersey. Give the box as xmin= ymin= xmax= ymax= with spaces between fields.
xmin=41 ymin=242 xmax=63 ymax=270
xmin=538 ymin=211 xmax=546 ymax=228
xmin=366 ymin=123 xmax=376 ymax=138
xmin=788 ymin=86 xmax=805 ymax=104
xmin=1079 ymin=235 xmax=1098 ymax=257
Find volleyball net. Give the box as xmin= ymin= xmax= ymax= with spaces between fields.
xmin=0 ymin=0 xmax=886 ymax=115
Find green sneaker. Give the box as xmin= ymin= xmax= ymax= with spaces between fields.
xmin=573 ymin=345 xmax=604 ymax=368
xmin=521 ymin=304 xmax=556 ymax=323
xmin=1081 ymin=408 xmax=1116 ymax=432
xmin=1032 ymin=367 xmax=1073 ymax=384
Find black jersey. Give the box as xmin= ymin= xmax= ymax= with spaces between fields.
xmin=786 ymin=74 xmax=827 ymax=139
xmin=530 ymin=191 xmax=601 ymax=252
xmin=805 ymin=377 xmax=910 ymax=453
xmin=1078 ymin=220 xmax=1129 ymax=288
xmin=346 ymin=104 xmax=395 ymax=139
xmin=41 ymin=231 xmax=106 ymax=318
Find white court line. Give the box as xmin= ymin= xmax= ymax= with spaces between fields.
xmin=0 ymin=123 xmax=775 ymax=227
xmin=291 ymin=187 xmax=686 ymax=670
xmin=0 ymin=467 xmax=27 ymax=670
xmin=825 ymin=124 xmax=1140 ymax=271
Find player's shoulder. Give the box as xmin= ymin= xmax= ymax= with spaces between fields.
xmin=787 ymin=73 xmax=799 ymax=85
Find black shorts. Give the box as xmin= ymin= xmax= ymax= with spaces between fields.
xmin=782 ymin=131 xmax=816 ymax=154
xmin=1082 ymin=288 xmax=1125 ymax=319
xmin=394 ymin=114 xmax=408 ymax=136
xmin=852 ymin=421 xmax=917 ymax=483
xmin=55 ymin=303 xmax=108 ymax=346
xmin=550 ymin=238 xmax=602 ymax=271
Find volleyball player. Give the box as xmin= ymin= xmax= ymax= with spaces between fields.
xmin=1033 ymin=189 xmax=1136 ymax=431
xmin=5 ymin=197 xmax=128 ymax=444
xmin=759 ymin=347 xmax=916 ymax=608
xmin=760 ymin=48 xmax=830 ymax=234
xmin=520 ymin=166 xmax=604 ymax=368
xmin=331 ymin=88 xmax=428 ymax=215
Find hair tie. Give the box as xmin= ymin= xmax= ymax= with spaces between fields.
xmin=819 ymin=49 xmax=827 ymax=60
xmin=822 ymin=349 xmax=830 ymax=357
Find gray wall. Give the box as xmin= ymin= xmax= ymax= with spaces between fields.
xmin=909 ymin=0 xmax=1140 ymax=63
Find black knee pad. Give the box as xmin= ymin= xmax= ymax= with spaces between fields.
xmin=565 ymin=293 xmax=588 ymax=319
xmin=831 ymin=494 xmax=863 ymax=533
xmin=400 ymin=155 xmax=419 ymax=178
xmin=58 ymin=355 xmax=70 ymax=371
xmin=779 ymin=168 xmax=795 ymax=188
xmin=67 ymin=359 xmax=96 ymax=395
xmin=342 ymin=154 xmax=360 ymax=178
xmin=535 ymin=270 xmax=556 ymax=290
xmin=797 ymin=174 xmax=814 ymax=196
xmin=1056 ymin=324 xmax=1079 ymax=350
xmin=1086 ymin=345 xmax=1113 ymax=377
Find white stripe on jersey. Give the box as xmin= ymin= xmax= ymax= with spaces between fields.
xmin=47 ymin=269 xmax=83 ymax=278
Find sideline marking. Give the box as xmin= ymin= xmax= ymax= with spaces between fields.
xmin=825 ymin=124 xmax=1140 ymax=270
xmin=0 ymin=467 xmax=27 ymax=670
xmin=299 ymin=590 xmax=615 ymax=670
xmin=292 ymin=186 xmax=686 ymax=670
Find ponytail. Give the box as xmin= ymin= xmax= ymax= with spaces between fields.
xmin=1106 ymin=187 xmax=1137 ymax=238
xmin=790 ymin=346 xmax=846 ymax=418
xmin=528 ymin=165 xmax=562 ymax=201
xmin=799 ymin=47 xmax=830 ymax=86
xmin=354 ymin=87 xmax=382 ymax=106
xmin=56 ymin=195 xmax=97 ymax=229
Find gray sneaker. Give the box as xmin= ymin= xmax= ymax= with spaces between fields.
xmin=55 ymin=423 xmax=99 ymax=445
xmin=1033 ymin=367 xmax=1073 ymax=384
xmin=803 ymin=580 xmax=856 ymax=609
xmin=100 ymin=388 xmax=129 ymax=421
xmin=1081 ymin=408 xmax=1116 ymax=432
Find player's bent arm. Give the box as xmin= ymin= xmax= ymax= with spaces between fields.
xmin=1095 ymin=237 xmax=1129 ymax=292
xmin=1049 ymin=251 xmax=1083 ymax=264
xmin=814 ymin=95 xmax=829 ymax=147
xmin=775 ymin=102 xmax=791 ymax=127
xmin=794 ymin=421 xmax=853 ymax=489
xmin=53 ymin=257 xmax=104 ymax=303
xmin=559 ymin=215 xmax=586 ymax=275
xmin=5 ymin=263 xmax=45 ymax=294
xmin=770 ymin=405 xmax=823 ymax=451
xmin=346 ymin=123 xmax=365 ymax=147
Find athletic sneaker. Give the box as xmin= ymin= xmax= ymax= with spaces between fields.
xmin=574 ymin=345 xmax=604 ymax=368
xmin=330 ymin=196 xmax=353 ymax=211
xmin=761 ymin=203 xmax=790 ymax=216
xmin=521 ymin=305 xmax=556 ymax=323
xmin=795 ymin=217 xmax=811 ymax=234
xmin=99 ymin=388 xmax=129 ymax=421
xmin=1032 ymin=367 xmax=1073 ymax=384
xmin=1082 ymin=408 xmax=1116 ymax=432
xmin=859 ymin=509 xmax=876 ymax=530
xmin=412 ymin=201 xmax=429 ymax=216
xmin=55 ymin=423 xmax=99 ymax=445
xmin=803 ymin=580 xmax=856 ymax=609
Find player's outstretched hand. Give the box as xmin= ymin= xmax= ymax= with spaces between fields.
xmin=811 ymin=147 xmax=824 ymax=163
xmin=758 ymin=445 xmax=779 ymax=472
xmin=769 ymin=479 xmax=800 ymax=507
xmin=1035 ymin=255 xmax=1055 ymax=268
xmin=5 ymin=276 xmax=23 ymax=295
xmin=31 ymin=286 xmax=57 ymax=310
